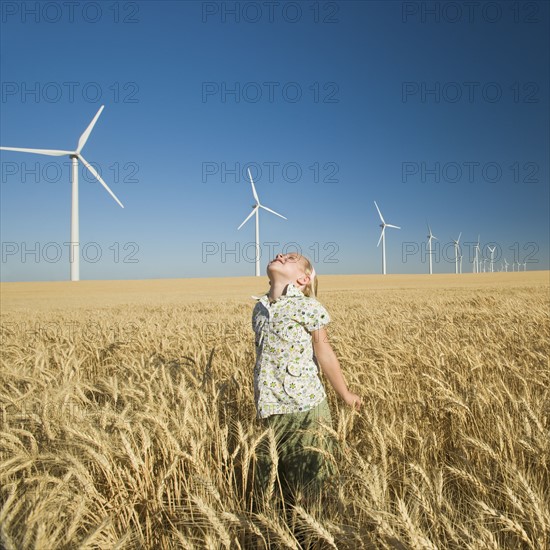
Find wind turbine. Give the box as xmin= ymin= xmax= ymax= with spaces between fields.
xmin=374 ymin=201 xmax=400 ymax=275
xmin=237 ymin=168 xmax=286 ymax=276
xmin=452 ymin=232 xmax=462 ymax=274
xmin=426 ymin=223 xmax=437 ymax=275
xmin=504 ymin=258 xmax=509 ymax=272
xmin=473 ymin=235 xmax=481 ymax=273
xmin=0 ymin=105 xmax=124 ymax=281
xmin=523 ymin=262 xmax=527 ymax=271
xmin=488 ymin=246 xmax=495 ymax=273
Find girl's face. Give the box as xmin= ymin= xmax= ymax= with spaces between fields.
xmin=267 ymin=253 xmax=309 ymax=286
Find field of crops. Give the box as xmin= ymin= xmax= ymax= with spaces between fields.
xmin=1 ymin=272 xmax=549 ymax=549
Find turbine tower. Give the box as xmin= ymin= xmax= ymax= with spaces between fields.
xmin=0 ymin=105 xmax=124 ymax=281
xmin=452 ymin=232 xmax=462 ymax=274
xmin=427 ymin=223 xmax=437 ymax=275
xmin=504 ymin=258 xmax=509 ymax=272
xmin=374 ymin=201 xmax=400 ymax=275
xmin=488 ymin=246 xmax=495 ymax=273
xmin=237 ymin=168 xmax=286 ymax=276
xmin=473 ymin=235 xmax=481 ymax=273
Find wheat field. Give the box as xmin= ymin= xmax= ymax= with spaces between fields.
xmin=1 ymin=272 xmax=549 ymax=549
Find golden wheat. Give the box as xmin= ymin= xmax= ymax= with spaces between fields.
xmin=0 ymin=273 xmax=548 ymax=548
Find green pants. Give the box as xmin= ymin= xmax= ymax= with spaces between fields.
xmin=254 ymin=399 xmax=337 ymax=503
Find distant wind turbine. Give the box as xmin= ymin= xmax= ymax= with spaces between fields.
xmin=426 ymin=223 xmax=437 ymax=275
xmin=488 ymin=246 xmax=495 ymax=273
xmin=473 ymin=235 xmax=481 ymax=273
xmin=504 ymin=258 xmax=509 ymax=272
xmin=374 ymin=201 xmax=400 ymax=275
xmin=237 ymin=168 xmax=286 ymax=276
xmin=0 ymin=105 xmax=124 ymax=281
xmin=452 ymin=232 xmax=462 ymax=274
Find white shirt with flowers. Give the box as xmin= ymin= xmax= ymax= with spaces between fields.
xmin=252 ymin=282 xmax=331 ymax=418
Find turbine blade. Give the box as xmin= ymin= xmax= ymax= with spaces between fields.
xmin=78 ymin=154 xmax=124 ymax=208
xmin=247 ymin=168 xmax=260 ymax=204
xmin=377 ymin=228 xmax=385 ymax=247
xmin=77 ymin=105 xmax=104 ymax=153
xmin=237 ymin=207 xmax=257 ymax=230
xmin=259 ymin=204 xmax=287 ymax=220
xmin=373 ymin=201 xmax=385 ymax=224
xmin=457 ymin=232 xmax=462 ymax=243
xmin=0 ymin=146 xmax=72 ymax=156
xmin=386 ymin=224 xmax=400 ymax=229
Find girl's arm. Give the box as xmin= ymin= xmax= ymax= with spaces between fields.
xmin=312 ymin=327 xmax=361 ymax=410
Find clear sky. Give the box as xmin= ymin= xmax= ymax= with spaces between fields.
xmin=1 ymin=0 xmax=548 ymax=281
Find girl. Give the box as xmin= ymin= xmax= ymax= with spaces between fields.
xmin=252 ymin=252 xmax=361 ymax=504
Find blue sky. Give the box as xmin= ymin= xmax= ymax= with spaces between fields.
xmin=1 ymin=0 xmax=548 ymax=281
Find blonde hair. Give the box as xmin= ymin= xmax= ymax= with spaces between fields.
xmin=300 ymin=255 xmax=318 ymax=298
xmin=266 ymin=253 xmax=318 ymax=298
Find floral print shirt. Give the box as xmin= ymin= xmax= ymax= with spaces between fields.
xmin=252 ymin=283 xmax=331 ymax=418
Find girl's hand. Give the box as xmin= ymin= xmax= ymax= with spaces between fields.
xmin=343 ymin=391 xmax=362 ymax=410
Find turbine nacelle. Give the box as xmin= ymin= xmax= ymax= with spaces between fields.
xmin=238 ymin=169 xmax=286 ymax=231
xmin=426 ymin=223 xmax=437 ymax=239
xmin=374 ymin=200 xmax=400 ymax=273
xmin=237 ymin=167 xmax=287 ymax=276
xmin=0 ymin=105 xmax=124 ymax=209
